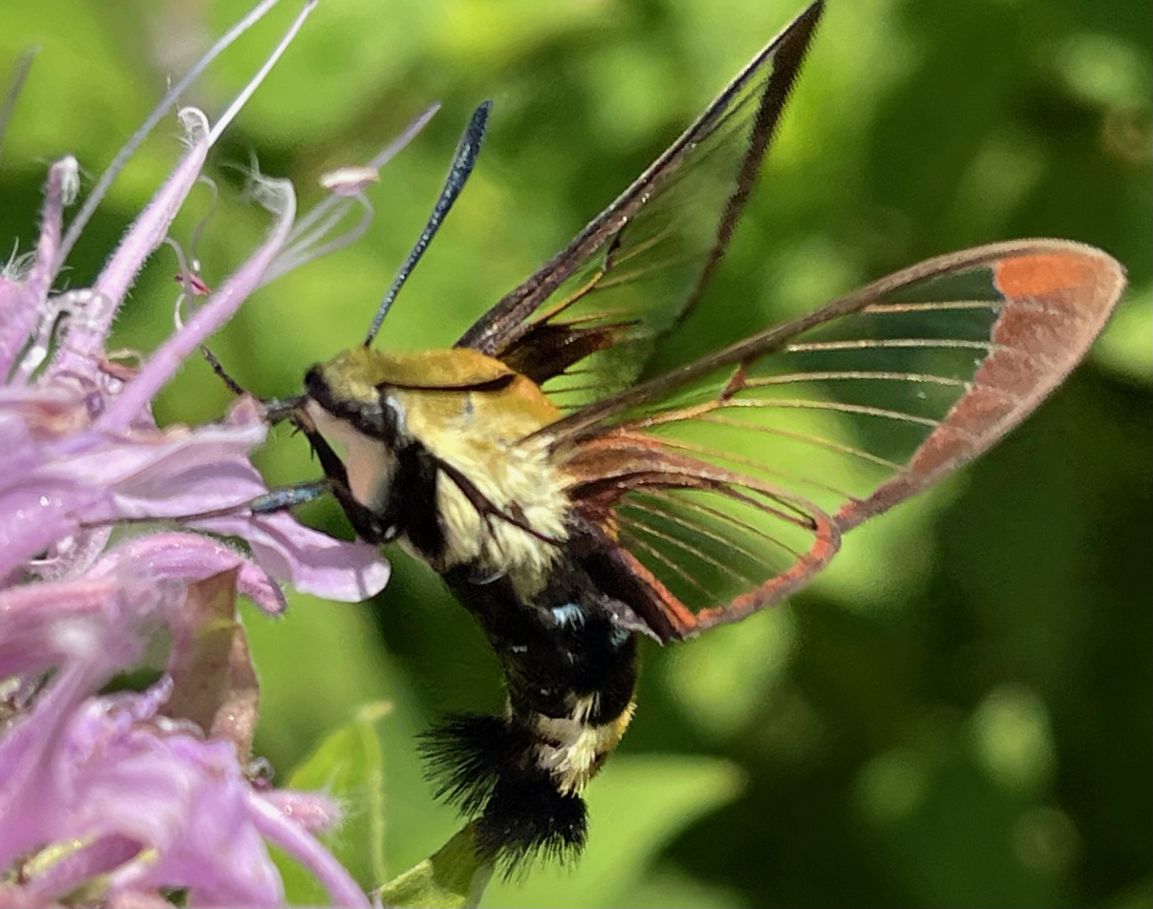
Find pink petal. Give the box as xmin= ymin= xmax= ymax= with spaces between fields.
xmin=52 ymin=111 xmax=211 ymax=373
xmin=96 ymin=175 xmax=297 ymax=433
xmin=20 ymin=835 xmax=141 ymax=906
xmin=319 ymin=165 xmax=379 ymax=196
xmin=199 ymin=510 xmax=389 ymax=602
xmin=91 ymin=532 xmax=286 ymax=615
xmin=0 ymin=157 xmax=76 ymax=377
xmin=249 ymin=795 xmax=369 ymax=908
xmin=262 ymin=790 xmax=344 ymax=835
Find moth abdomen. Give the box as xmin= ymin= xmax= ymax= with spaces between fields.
xmin=478 ymin=759 xmax=588 ymax=870
xmin=421 ymin=564 xmax=642 ymax=868
xmin=420 ymin=713 xmax=526 ymax=816
xmin=421 ymin=713 xmax=588 ymax=870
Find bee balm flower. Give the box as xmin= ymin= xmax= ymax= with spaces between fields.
xmin=0 ymin=2 xmax=421 ymax=904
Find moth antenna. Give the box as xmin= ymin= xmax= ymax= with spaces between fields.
xmin=363 ymin=99 xmax=492 ymax=346
xmin=201 ymin=345 xmax=246 ymax=397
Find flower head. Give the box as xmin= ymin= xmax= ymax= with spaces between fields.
xmin=0 ymin=2 xmax=427 ymax=904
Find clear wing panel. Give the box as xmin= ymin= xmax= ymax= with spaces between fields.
xmin=457 ymin=4 xmax=824 ymax=404
xmin=556 ymin=242 xmax=1125 ymax=635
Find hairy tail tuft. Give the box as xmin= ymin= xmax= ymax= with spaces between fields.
xmin=421 ymin=712 xmax=587 ymax=872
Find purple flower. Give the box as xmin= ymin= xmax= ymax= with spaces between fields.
xmin=0 ymin=559 xmax=367 ymax=907
xmin=0 ymin=2 xmax=427 ymax=904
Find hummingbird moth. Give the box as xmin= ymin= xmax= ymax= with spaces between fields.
xmin=249 ymin=0 xmax=1125 ymax=869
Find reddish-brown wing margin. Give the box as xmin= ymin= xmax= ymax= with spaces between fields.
xmin=454 ymin=1 xmax=823 ymax=367
xmin=549 ymin=240 xmax=1126 ymax=640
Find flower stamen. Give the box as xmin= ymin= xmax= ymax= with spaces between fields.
xmin=55 ymin=0 xmax=283 ymax=269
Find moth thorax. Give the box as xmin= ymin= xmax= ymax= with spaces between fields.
xmin=426 ymin=432 xmax=570 ymax=601
xmin=307 ymin=348 xmax=572 ymax=601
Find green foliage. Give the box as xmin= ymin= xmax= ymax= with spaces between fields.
xmin=273 ymin=704 xmax=389 ymax=904
xmin=484 ymin=756 xmax=743 ymax=908
xmin=376 ymin=825 xmax=492 ymax=909
xmin=3 ymin=1 xmax=1149 ymax=905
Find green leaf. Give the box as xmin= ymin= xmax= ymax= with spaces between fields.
xmin=1095 ymin=289 xmax=1153 ymax=385
xmin=274 ymin=703 xmax=390 ymax=904
xmin=621 ymin=867 xmax=750 ymax=909
xmin=665 ymin=612 xmax=796 ymax=739
xmin=484 ymin=755 xmax=743 ymax=908
xmin=376 ymin=824 xmax=493 ymax=909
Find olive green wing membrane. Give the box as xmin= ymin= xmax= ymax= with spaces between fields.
xmin=455 ymin=2 xmax=823 ymax=405
xmin=552 ymin=241 xmax=1125 ymax=639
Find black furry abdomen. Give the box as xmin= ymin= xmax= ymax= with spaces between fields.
xmin=421 ymin=714 xmax=590 ymax=867
xmin=423 ymin=560 xmax=641 ymax=870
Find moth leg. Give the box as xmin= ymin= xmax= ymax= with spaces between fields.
xmin=260 ymin=396 xmax=307 ymax=426
xmin=76 ymin=479 xmax=333 ymax=531
xmin=247 ymin=480 xmax=332 ymax=515
xmin=436 ymin=456 xmax=564 ymax=545
xmin=238 ymin=477 xmax=396 ymax=547
xmin=322 ymin=476 xmax=395 ymax=545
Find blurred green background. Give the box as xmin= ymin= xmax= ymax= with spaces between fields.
xmin=3 ymin=0 xmax=1150 ymax=906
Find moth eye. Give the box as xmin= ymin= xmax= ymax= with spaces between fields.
xmin=303 ymin=365 xmax=327 ymax=399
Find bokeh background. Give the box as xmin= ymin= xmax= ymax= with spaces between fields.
xmin=3 ymin=0 xmax=1150 ymax=906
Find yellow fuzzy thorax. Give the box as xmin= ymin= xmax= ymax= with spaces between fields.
xmin=314 ymin=347 xmax=570 ymax=599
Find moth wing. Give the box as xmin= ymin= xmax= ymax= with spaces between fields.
xmin=455 ymin=2 xmax=823 ymax=405
xmin=549 ymin=241 xmax=1125 ymax=640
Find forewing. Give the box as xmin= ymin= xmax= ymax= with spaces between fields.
xmin=554 ymin=241 xmax=1126 ymax=639
xmin=455 ymin=2 xmax=823 ymax=405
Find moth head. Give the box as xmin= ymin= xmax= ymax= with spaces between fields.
xmin=304 ymin=347 xmax=406 ymax=446
xmin=305 ymin=347 xmax=558 ymax=448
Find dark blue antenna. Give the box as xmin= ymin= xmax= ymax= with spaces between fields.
xmin=363 ymin=100 xmax=493 ymax=346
